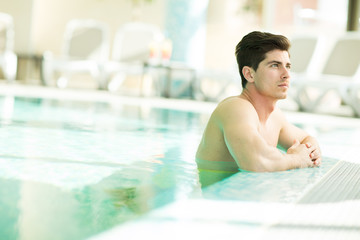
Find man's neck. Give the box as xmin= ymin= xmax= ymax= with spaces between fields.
xmin=240 ymin=87 xmax=277 ymax=124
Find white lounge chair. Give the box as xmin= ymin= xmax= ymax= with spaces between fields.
xmin=104 ymin=22 xmax=164 ymax=94
xmin=0 ymin=12 xmax=17 ymax=82
xmin=290 ymin=36 xmax=319 ymax=74
xmin=343 ymin=79 xmax=360 ymax=117
xmin=292 ymin=33 xmax=360 ymax=114
xmin=42 ymin=19 xmax=110 ymax=89
xmin=288 ymin=34 xmax=321 ymax=109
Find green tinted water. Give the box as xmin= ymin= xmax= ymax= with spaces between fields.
xmin=0 ymin=96 xmax=204 ymax=240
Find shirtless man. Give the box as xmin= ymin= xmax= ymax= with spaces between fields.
xmin=196 ymin=31 xmax=322 ymax=177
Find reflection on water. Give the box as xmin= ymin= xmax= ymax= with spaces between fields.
xmin=1 ymin=96 xmax=357 ymax=239
xmin=0 ymin=96 xmax=203 ymax=240
xmin=0 ymin=166 xmax=199 ymax=240
xmin=0 ymin=174 xmax=146 ymax=240
xmin=0 ymin=179 xmax=20 ymax=240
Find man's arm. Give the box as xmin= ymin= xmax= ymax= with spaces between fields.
xmin=218 ymin=102 xmax=315 ymax=172
xmin=278 ymin=113 xmax=322 ymax=166
xmin=300 ymin=135 xmax=321 ymax=166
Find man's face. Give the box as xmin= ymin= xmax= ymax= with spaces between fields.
xmin=252 ymin=49 xmax=291 ymax=100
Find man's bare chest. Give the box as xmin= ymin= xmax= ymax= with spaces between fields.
xmin=258 ymin=122 xmax=281 ymax=147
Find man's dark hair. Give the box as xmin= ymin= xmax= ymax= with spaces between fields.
xmin=235 ymin=31 xmax=291 ymax=88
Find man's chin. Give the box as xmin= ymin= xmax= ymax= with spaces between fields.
xmin=277 ymin=93 xmax=287 ymax=100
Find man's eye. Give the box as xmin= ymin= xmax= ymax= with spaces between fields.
xmin=271 ymin=64 xmax=278 ymax=68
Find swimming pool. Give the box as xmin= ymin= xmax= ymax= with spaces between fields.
xmin=0 ymin=85 xmax=209 ymax=240
xmin=1 ymin=84 xmax=360 ymax=240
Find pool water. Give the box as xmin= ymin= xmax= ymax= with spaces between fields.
xmin=1 ymin=91 xmax=360 ymax=240
xmin=202 ymin=157 xmax=339 ymax=203
xmin=0 ymin=96 xmax=204 ymax=240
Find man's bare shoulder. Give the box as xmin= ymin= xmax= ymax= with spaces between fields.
xmin=217 ymin=96 xmax=252 ymax=108
xmin=213 ymin=96 xmax=258 ymax=123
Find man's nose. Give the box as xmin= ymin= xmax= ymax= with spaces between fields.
xmin=282 ymin=66 xmax=290 ymax=79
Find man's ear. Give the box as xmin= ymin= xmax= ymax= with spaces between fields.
xmin=242 ymin=66 xmax=255 ymax=83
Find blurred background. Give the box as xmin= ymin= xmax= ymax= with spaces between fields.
xmin=0 ymin=0 xmax=359 ymax=116
xmin=0 ymin=3 xmax=360 ymax=239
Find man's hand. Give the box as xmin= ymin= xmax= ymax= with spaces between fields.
xmin=305 ymin=142 xmax=322 ymax=166
xmin=287 ymin=140 xmax=316 ymax=168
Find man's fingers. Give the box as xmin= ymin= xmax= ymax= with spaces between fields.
xmin=312 ymin=157 xmax=322 ymax=167
xmin=310 ymin=149 xmax=317 ymax=158
xmin=307 ymin=146 xmax=316 ymax=154
xmin=292 ymin=139 xmax=300 ymax=147
xmin=310 ymin=149 xmax=321 ymax=159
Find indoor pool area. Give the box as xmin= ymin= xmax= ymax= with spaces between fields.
xmin=0 ymin=83 xmax=359 ymax=240
xmin=1 ymin=0 xmax=360 ymax=239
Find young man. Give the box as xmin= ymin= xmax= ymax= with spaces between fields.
xmin=196 ymin=31 xmax=322 ymax=178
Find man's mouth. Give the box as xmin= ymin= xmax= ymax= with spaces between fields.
xmin=278 ymin=83 xmax=289 ymax=88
